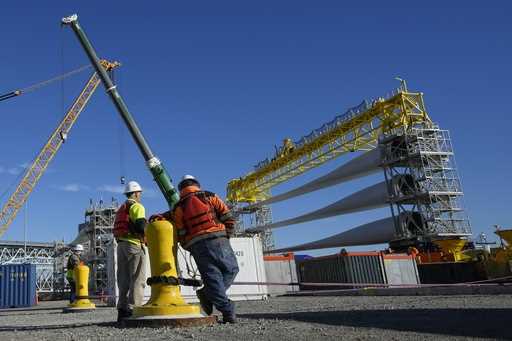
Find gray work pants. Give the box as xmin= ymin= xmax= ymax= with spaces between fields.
xmin=116 ymin=241 xmax=146 ymax=311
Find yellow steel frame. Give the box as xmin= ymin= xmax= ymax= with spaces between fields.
xmin=0 ymin=60 xmax=119 ymax=238
xmin=227 ymin=91 xmax=431 ymax=203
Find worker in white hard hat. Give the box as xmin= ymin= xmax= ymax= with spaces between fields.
xmin=113 ymin=180 xmax=147 ymax=322
xmin=66 ymin=244 xmax=84 ymax=303
xmin=152 ymin=175 xmax=239 ymax=323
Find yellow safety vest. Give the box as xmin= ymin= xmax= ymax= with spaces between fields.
xmin=118 ymin=200 xmax=146 ymax=246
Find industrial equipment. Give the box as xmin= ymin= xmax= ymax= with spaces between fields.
xmin=0 ymin=264 xmax=37 ymax=308
xmin=244 ymin=147 xmax=382 ymax=211
xmin=230 ymin=83 xmax=471 ymax=257
xmin=132 ymin=220 xmax=202 ymax=318
xmin=0 ymin=60 xmax=119 ymax=239
xmin=62 ymin=14 xmax=213 ymax=326
xmin=481 ymin=227 xmax=512 ymax=279
xmin=0 ymin=240 xmax=64 ymax=293
xmin=296 ymin=251 xmax=420 ymax=289
xmin=246 ymin=174 xmax=416 ymax=233
xmin=227 ymin=89 xmax=430 ymax=204
xmin=267 ymin=214 xmax=411 ymax=254
xmin=228 ymin=86 xmax=432 ymax=250
xmin=494 ymin=228 xmax=512 ymax=263
xmin=61 ymin=14 xmax=180 ymax=209
xmin=63 ymin=263 xmax=96 ymax=312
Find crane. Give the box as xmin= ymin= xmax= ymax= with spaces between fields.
xmin=227 ymin=88 xmax=432 ymax=204
xmin=228 ymin=85 xmax=473 ymax=258
xmin=0 ymin=60 xmax=119 ymax=238
xmin=227 ymin=86 xmax=433 ymax=251
xmin=61 ymin=14 xmax=180 ymax=209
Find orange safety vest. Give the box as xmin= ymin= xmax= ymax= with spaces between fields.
xmin=113 ymin=202 xmax=134 ymax=239
xmin=176 ymin=191 xmax=225 ymax=241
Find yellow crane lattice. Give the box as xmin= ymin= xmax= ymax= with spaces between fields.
xmin=227 ymin=89 xmax=432 ymax=204
xmin=0 ymin=60 xmax=119 ymax=238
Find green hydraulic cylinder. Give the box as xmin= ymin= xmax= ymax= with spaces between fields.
xmin=61 ymin=14 xmax=180 ymax=209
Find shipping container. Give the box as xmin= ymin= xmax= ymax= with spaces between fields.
xmin=382 ymin=253 xmax=420 ymax=285
xmin=0 ymin=264 xmax=37 ymax=309
xmin=106 ymin=236 xmax=268 ymax=307
xmin=264 ymin=253 xmax=299 ymax=295
xmin=294 ymin=254 xmax=313 ymax=263
xmin=297 ymin=251 xmax=419 ymax=290
xmin=418 ymin=261 xmax=486 ymax=284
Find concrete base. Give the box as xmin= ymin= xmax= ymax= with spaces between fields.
xmin=121 ymin=314 xmax=217 ymax=328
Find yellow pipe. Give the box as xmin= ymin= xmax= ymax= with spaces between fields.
xmin=133 ymin=220 xmax=200 ymax=317
xmin=68 ymin=264 xmax=95 ymax=309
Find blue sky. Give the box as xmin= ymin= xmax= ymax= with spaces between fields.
xmin=1 ymin=1 xmax=510 ymax=255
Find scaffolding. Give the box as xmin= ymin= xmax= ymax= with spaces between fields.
xmin=79 ymin=200 xmax=118 ymax=294
xmin=380 ymin=124 xmax=471 ymax=247
xmin=232 ymin=203 xmax=275 ymax=252
xmin=255 ymin=205 xmax=275 ymax=251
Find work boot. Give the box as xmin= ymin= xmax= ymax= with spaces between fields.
xmin=117 ymin=308 xmax=132 ymax=322
xmin=222 ymin=313 xmax=237 ymax=324
xmin=196 ymin=288 xmax=213 ymax=315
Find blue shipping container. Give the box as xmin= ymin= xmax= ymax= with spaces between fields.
xmin=0 ymin=264 xmax=37 ymax=309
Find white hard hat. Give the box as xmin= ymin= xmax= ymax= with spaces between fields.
xmin=124 ymin=181 xmax=142 ymax=194
xmin=178 ymin=174 xmax=200 ymax=190
xmin=73 ymin=244 xmax=84 ymax=252
xmin=181 ymin=175 xmax=196 ymax=182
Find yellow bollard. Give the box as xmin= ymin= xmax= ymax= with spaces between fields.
xmin=132 ymin=220 xmax=201 ymax=317
xmin=64 ymin=264 xmax=95 ymax=312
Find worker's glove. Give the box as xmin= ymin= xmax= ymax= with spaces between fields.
xmin=149 ymin=214 xmax=166 ymax=223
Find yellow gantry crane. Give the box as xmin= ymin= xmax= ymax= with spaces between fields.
xmin=227 ymin=86 xmax=432 ymax=204
xmin=228 ymin=83 xmax=473 ymax=258
xmin=0 ymin=60 xmax=119 ymax=238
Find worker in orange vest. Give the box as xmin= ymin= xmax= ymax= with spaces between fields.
xmin=113 ymin=181 xmax=147 ymax=322
xmin=153 ymin=175 xmax=239 ymax=323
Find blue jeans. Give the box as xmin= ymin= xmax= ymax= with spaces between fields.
xmin=189 ymin=237 xmax=239 ymax=316
xmin=68 ymin=280 xmax=76 ymax=303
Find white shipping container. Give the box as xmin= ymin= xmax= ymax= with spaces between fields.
xmin=106 ymin=236 xmax=268 ymax=307
xmin=264 ymin=257 xmax=299 ymax=296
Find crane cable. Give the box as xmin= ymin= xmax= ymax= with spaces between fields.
xmin=113 ymin=68 xmax=127 ymax=185
xmin=0 ymin=64 xmax=92 ymax=102
xmin=22 ymin=64 xmax=92 ymax=94
xmin=60 ymin=26 xmax=66 ymax=120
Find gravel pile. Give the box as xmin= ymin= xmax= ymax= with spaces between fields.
xmin=0 ymin=295 xmax=510 ymax=340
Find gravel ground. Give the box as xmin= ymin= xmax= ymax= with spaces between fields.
xmin=0 ymin=295 xmax=510 ymax=341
